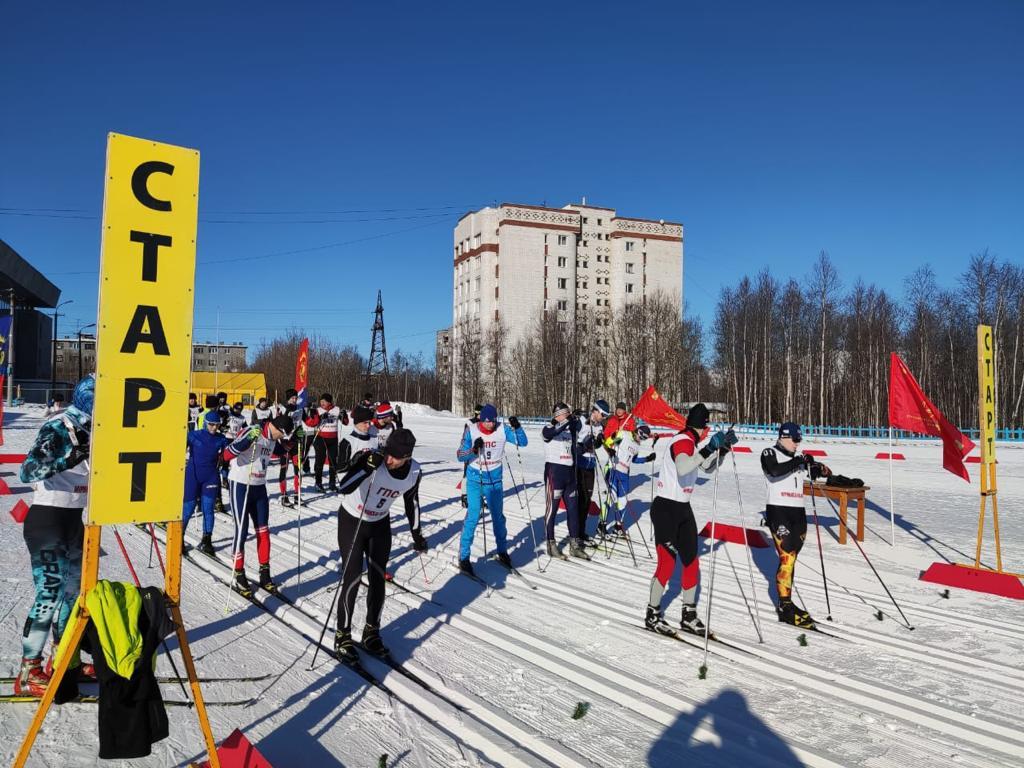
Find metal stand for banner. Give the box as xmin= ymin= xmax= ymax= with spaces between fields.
xmin=920 ymin=325 xmax=1023 ymax=599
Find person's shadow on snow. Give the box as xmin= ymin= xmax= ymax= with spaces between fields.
xmin=648 ymin=688 xmax=800 ymax=767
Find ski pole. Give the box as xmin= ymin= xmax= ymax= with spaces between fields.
xmin=808 ymin=480 xmax=833 ymax=621
xmin=511 ymin=443 xmax=543 ymax=571
xmin=147 ymin=523 xmax=155 ymax=569
xmin=148 ymin=523 xmax=166 ymax=577
xmin=224 ymin=439 xmax=256 ymax=614
xmin=310 ymin=469 xmax=378 ymax=670
xmin=701 ymin=457 xmax=724 ymax=672
xmin=295 ymin=439 xmax=302 ymax=593
xmin=824 ymin=496 xmax=914 ymax=630
xmin=112 ymin=527 xmax=191 ymax=703
xmin=729 ymin=450 xmax=764 ymax=641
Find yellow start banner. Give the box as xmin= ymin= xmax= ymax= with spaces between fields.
xmin=977 ymin=324 xmax=996 ymax=465
xmin=88 ymin=133 xmax=200 ymax=524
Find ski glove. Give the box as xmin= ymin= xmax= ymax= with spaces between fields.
xmin=473 ymin=437 xmax=485 ymax=454
xmin=705 ymin=430 xmax=729 ymax=452
xmin=644 ymin=452 xmax=656 ymax=462
xmin=246 ymin=426 xmax=261 ymax=440
xmin=364 ymin=451 xmax=384 ymax=471
xmin=508 ymin=416 xmax=521 ymax=430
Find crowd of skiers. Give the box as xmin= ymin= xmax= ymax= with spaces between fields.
xmin=13 ymin=377 xmax=832 ymax=696
xmin=454 ymin=399 xmax=831 ymax=638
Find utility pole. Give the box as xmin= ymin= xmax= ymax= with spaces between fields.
xmin=6 ymin=289 xmax=15 ymax=406
xmin=78 ymin=323 xmax=96 ymax=381
xmin=365 ymin=290 xmax=390 ymax=400
xmin=50 ymin=300 xmax=73 ymax=400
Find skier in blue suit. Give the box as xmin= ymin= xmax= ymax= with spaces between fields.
xmin=183 ymin=409 xmax=230 ymax=555
xmin=456 ymin=404 xmax=527 ymax=576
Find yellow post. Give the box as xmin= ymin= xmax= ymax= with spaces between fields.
xmin=165 ymin=520 xmax=221 ymax=768
xmin=975 ymin=324 xmax=1003 ymax=572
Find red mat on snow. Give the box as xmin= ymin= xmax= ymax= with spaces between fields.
xmin=197 ymin=728 xmax=275 ymax=768
xmin=875 ymin=452 xmax=906 ymax=460
xmin=919 ymin=562 xmax=1024 ymax=600
xmin=803 ymin=449 xmax=827 ymax=457
xmin=964 ymin=456 xmax=997 ymax=464
xmin=698 ymin=522 xmax=770 ymax=548
xmin=0 ymin=453 xmax=26 ymax=464
xmin=0 ymin=476 xmax=10 ymax=495
xmin=732 ymin=446 xmax=752 ymax=453
xmin=9 ymin=499 xmax=28 ymax=523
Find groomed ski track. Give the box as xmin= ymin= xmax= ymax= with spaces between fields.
xmin=3 ymin=406 xmax=1023 ymax=766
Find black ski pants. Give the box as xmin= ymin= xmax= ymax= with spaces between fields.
xmin=314 ymin=434 xmax=339 ymax=487
xmin=765 ymin=503 xmax=806 ymax=602
xmin=337 ymin=512 xmax=392 ymax=633
xmin=576 ymin=466 xmax=595 ymax=537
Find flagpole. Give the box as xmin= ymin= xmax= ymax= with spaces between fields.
xmin=888 ymin=425 xmax=895 ymax=547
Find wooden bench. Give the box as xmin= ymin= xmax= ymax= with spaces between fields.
xmin=803 ymin=481 xmax=870 ymax=545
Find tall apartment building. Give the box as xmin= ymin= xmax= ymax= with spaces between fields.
xmin=450 ymin=201 xmax=683 ymax=412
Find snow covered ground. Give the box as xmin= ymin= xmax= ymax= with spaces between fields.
xmin=1 ymin=403 xmax=1022 ymax=767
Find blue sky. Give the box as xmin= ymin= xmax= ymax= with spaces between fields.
xmin=2 ymin=2 xmax=1021 ymax=363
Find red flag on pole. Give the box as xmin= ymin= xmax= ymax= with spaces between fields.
xmin=888 ymin=352 xmax=975 ymax=481
xmin=631 ymin=385 xmax=687 ymax=431
xmin=294 ymin=338 xmax=309 ymax=410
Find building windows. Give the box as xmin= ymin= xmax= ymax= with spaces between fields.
xmin=557 ymin=235 xmax=567 ymax=245
xmin=558 ymin=256 xmax=566 ymax=267
xmin=557 ymin=299 xmax=568 ymax=311
xmin=625 ymin=263 xmax=634 ymax=274
xmin=195 ymin=346 xmax=204 ymax=353
xmin=625 ymin=241 xmax=634 ymax=252
xmin=557 ymin=278 xmax=567 ymax=289
xmin=597 ymin=218 xmax=603 ymax=226
xmin=626 ymin=283 xmax=634 ymax=293
xmin=581 ymin=240 xmax=588 ymax=247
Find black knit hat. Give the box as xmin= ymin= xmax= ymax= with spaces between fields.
xmin=320 ymin=393 xmax=334 ymax=403
xmin=385 ymin=428 xmax=416 ymax=459
xmin=686 ymin=403 xmax=710 ymax=430
xmin=352 ymin=405 xmax=375 ymax=424
xmin=286 ymin=388 xmax=298 ymax=399
xmin=270 ymin=415 xmax=294 ymax=435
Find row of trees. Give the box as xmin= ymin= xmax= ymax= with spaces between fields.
xmin=250 ymin=331 xmax=449 ymax=411
xmin=454 ymin=291 xmax=708 ymax=416
xmin=248 ymin=249 xmax=1024 ymax=430
xmin=711 ymin=250 xmax=1024 ymax=429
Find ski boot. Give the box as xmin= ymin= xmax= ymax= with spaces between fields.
xmin=280 ymin=495 xmax=295 ymax=508
xmin=333 ymin=630 xmax=358 ymax=664
xmin=14 ymin=658 xmax=49 ymax=697
xmin=197 ymin=534 xmax=215 ymax=556
xmin=495 ymin=551 xmax=513 ymax=569
xmin=778 ymin=600 xmax=816 ymax=629
xmin=458 ymin=558 xmax=475 ymax=577
xmin=645 ymin=606 xmax=676 ymax=636
xmin=360 ymin=625 xmax=389 ymax=657
xmin=609 ymin=521 xmax=626 ymax=537
xmin=232 ymin=569 xmax=254 ymax=599
xmin=314 ymin=483 xmax=325 ymax=493
xmin=569 ymin=538 xmax=592 ymax=560
xmin=680 ymin=604 xmax=707 ymax=635
xmin=597 ymin=521 xmax=609 ymax=539
xmin=411 ymin=530 xmax=428 ymax=552
xmin=460 ymin=494 xmax=468 ymax=509
xmin=259 ymin=565 xmax=279 ymax=594
xmin=546 ymin=540 xmax=563 ymax=558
